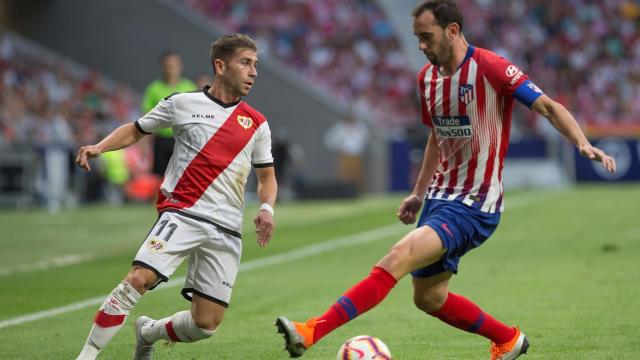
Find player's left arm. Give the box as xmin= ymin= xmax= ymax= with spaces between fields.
xmin=254 ymin=166 xmax=277 ymax=247
xmin=252 ymin=120 xmax=277 ymax=247
xmin=531 ymin=95 xmax=616 ymax=172
xmin=481 ymin=50 xmax=616 ymax=173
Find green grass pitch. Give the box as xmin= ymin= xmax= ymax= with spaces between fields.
xmin=0 ymin=185 xmax=639 ymax=359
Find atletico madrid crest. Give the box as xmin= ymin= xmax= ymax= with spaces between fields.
xmin=459 ymin=84 xmax=474 ymax=105
xmin=237 ymin=115 xmax=253 ymax=129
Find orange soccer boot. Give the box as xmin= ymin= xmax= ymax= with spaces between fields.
xmin=490 ymin=327 xmax=529 ymax=360
xmin=275 ymin=316 xmax=319 ymax=358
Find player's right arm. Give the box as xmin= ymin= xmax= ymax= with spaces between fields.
xmin=75 ymin=124 xmax=148 ymax=171
xmin=397 ymin=130 xmax=439 ymax=224
xmin=77 ymin=96 xmax=175 ymax=172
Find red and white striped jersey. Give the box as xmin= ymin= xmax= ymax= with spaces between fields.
xmin=418 ymin=46 xmax=543 ymax=213
xmin=136 ymin=87 xmax=273 ymax=236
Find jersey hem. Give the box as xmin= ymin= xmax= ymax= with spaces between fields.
xmin=160 ymin=208 xmax=242 ymax=238
xmin=425 ymin=194 xmax=504 ymax=214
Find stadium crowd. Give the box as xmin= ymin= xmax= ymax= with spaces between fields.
xmin=0 ymin=35 xmax=138 ymax=149
xmin=458 ymin=0 xmax=640 ymax=128
xmin=0 ymin=34 xmax=148 ymax=209
xmin=1 ymin=0 xmax=639 ymax=208
xmin=184 ymin=0 xmax=640 ymax=132
xmin=184 ymin=0 xmax=418 ymax=126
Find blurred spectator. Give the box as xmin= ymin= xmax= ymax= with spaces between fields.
xmin=183 ymin=0 xmax=640 ymax=137
xmin=271 ymin=127 xmax=306 ymax=199
xmin=325 ymin=112 xmax=369 ymax=193
xmin=141 ymin=51 xmax=197 ymax=177
xmin=100 ymin=150 xmax=129 ymax=205
xmin=183 ymin=0 xmax=418 ymax=127
xmin=124 ymin=142 xmax=161 ymax=202
xmin=0 ymin=32 xmax=142 ymax=208
xmin=456 ymin=0 xmax=640 ymax=135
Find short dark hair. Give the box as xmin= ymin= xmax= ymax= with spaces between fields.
xmin=412 ymin=0 xmax=464 ymax=32
xmin=210 ymin=34 xmax=257 ymax=73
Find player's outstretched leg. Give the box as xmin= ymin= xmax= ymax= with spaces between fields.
xmin=276 ymin=226 xmax=443 ymax=358
xmin=76 ymin=282 xmax=142 ymax=360
xmin=275 ymin=266 xmax=397 ymax=358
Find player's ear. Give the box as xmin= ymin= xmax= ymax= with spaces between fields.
xmin=447 ymin=23 xmax=459 ymax=40
xmin=214 ymin=58 xmax=225 ymax=76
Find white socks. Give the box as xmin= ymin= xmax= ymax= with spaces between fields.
xmin=76 ymin=282 xmax=141 ymax=359
xmin=141 ymin=310 xmax=215 ymax=343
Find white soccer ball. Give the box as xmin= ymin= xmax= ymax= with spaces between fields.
xmin=336 ymin=335 xmax=392 ymax=360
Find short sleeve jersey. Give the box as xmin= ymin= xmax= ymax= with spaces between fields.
xmin=141 ymin=78 xmax=198 ymax=138
xmin=136 ymin=86 xmax=273 ymax=235
xmin=418 ymin=46 xmax=544 ymax=213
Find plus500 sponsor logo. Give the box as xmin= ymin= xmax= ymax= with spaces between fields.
xmin=433 ymin=116 xmax=473 ymax=139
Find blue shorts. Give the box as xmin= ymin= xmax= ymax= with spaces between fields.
xmin=411 ymin=199 xmax=501 ymax=278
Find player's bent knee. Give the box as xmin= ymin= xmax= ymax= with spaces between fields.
xmin=193 ymin=315 xmax=222 ymax=331
xmin=413 ymin=290 xmax=447 ymax=313
xmin=378 ymin=243 xmax=412 ymax=277
xmin=125 ymin=266 xmax=159 ymax=293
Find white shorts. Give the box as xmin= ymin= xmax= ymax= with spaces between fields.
xmin=133 ymin=210 xmax=242 ymax=307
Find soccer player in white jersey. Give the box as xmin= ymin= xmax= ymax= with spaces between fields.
xmin=276 ymin=1 xmax=616 ymax=359
xmin=74 ymin=34 xmax=277 ymax=360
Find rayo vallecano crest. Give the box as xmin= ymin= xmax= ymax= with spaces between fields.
xmin=237 ymin=115 xmax=253 ymax=129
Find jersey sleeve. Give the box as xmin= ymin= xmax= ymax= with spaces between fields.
xmin=252 ymin=122 xmax=274 ymax=167
xmin=417 ymin=64 xmax=433 ymax=127
xmin=135 ymin=96 xmax=175 ymax=134
xmin=480 ymin=50 xmax=544 ymax=108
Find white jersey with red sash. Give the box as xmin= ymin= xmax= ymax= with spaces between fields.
xmin=136 ymin=87 xmax=273 ymax=236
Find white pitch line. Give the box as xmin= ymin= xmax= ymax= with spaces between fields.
xmin=0 ymin=192 xmax=551 ymax=330
xmin=0 ymin=254 xmax=96 ymax=277
xmin=0 ymin=223 xmax=405 ymax=330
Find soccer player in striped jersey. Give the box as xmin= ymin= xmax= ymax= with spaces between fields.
xmin=276 ymin=1 xmax=616 ymax=359
xmin=74 ymin=34 xmax=277 ymax=360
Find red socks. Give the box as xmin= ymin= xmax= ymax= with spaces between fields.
xmin=429 ymin=292 xmax=516 ymax=344
xmin=308 ymin=269 xmax=514 ymax=345
xmin=313 ymin=266 xmax=397 ymax=343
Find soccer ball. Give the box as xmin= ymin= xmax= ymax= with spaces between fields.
xmin=336 ymin=335 xmax=392 ymax=360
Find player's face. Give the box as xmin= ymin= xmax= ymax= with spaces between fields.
xmin=413 ymin=11 xmax=452 ymax=66
xmin=162 ymin=54 xmax=183 ymax=80
xmin=220 ymin=48 xmax=258 ymax=97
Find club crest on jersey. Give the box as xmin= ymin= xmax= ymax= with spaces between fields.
xmin=148 ymin=237 xmax=166 ymax=253
xmin=237 ymin=115 xmax=253 ymax=129
xmin=459 ymin=84 xmax=474 ymax=105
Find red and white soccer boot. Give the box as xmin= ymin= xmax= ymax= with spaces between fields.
xmin=133 ymin=316 xmax=155 ymax=360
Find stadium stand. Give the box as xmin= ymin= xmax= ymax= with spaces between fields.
xmin=182 ymin=0 xmax=419 ymax=127
xmin=455 ymin=0 xmax=640 ymax=137
xmin=0 ymin=29 xmax=149 ymax=209
xmin=185 ymin=0 xmax=640 ymax=137
xmin=1 ymin=1 xmax=639 ymax=207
